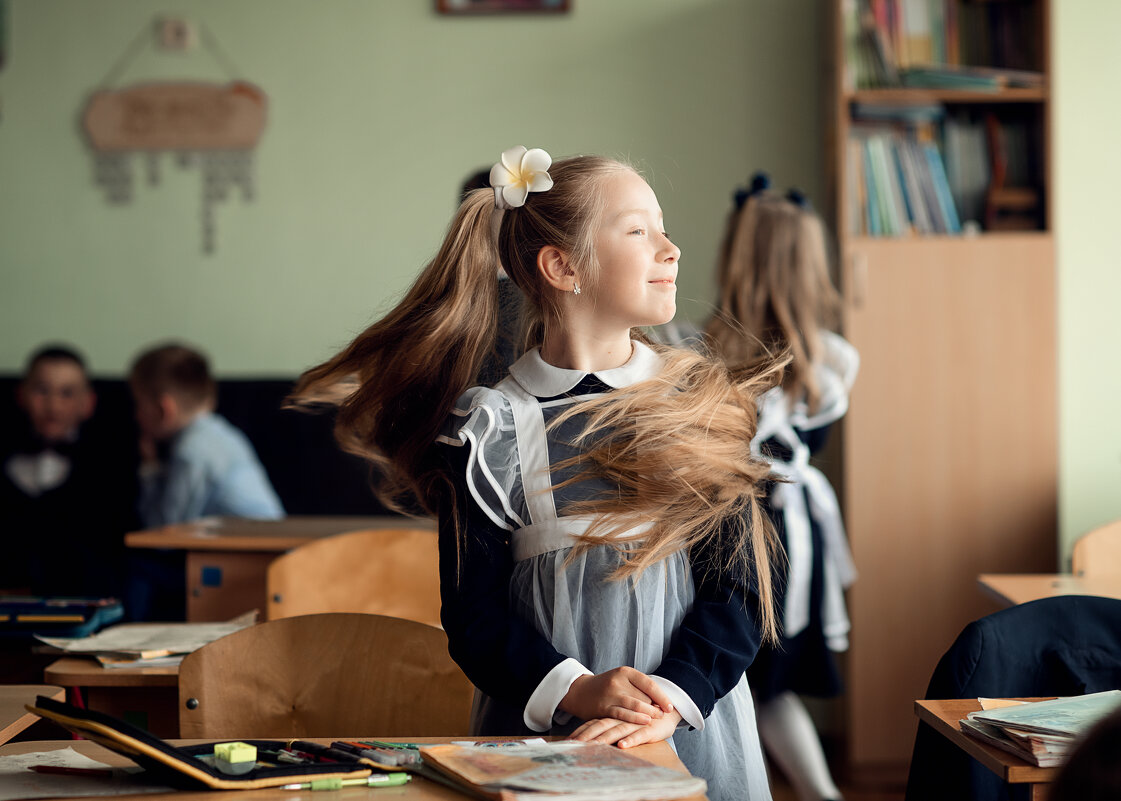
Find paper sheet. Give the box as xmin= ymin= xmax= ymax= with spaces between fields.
xmin=0 ymin=747 xmax=172 ymax=799
xmin=35 ymin=612 xmax=257 ymax=657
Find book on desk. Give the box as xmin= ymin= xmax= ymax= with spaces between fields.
xmin=959 ymin=691 xmax=1121 ymax=767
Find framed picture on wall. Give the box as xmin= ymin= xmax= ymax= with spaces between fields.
xmin=437 ymin=0 xmax=569 ymax=14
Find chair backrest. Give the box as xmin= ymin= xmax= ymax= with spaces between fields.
xmin=178 ymin=613 xmax=474 ymax=738
xmin=266 ymin=528 xmax=441 ymax=626
xmin=1072 ymin=519 xmax=1121 ymax=576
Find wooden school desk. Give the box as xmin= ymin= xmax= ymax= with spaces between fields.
xmin=977 ymin=573 xmax=1121 ymax=608
xmin=915 ymin=699 xmax=1057 ymax=800
xmin=125 ymin=516 xmax=433 ymax=621
xmin=43 ymin=658 xmax=179 ymax=738
xmin=0 ymin=736 xmax=709 ymax=801
xmin=0 ymin=685 xmax=63 ymax=745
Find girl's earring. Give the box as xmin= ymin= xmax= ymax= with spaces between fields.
xmin=573 ymin=281 xmax=581 ymax=296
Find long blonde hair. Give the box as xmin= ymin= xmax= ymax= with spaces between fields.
xmin=290 ymin=154 xmax=784 ymax=640
xmin=705 ymin=189 xmax=841 ymax=413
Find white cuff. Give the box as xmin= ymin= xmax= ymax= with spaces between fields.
xmin=523 ymin=658 xmax=591 ymax=732
xmin=651 ymin=676 xmax=704 ymax=732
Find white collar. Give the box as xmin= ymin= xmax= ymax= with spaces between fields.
xmin=508 ymin=341 xmax=663 ymax=397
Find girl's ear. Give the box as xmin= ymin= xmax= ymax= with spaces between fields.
xmin=537 ymin=245 xmax=576 ymax=293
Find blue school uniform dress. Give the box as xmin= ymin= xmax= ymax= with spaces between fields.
xmin=437 ymin=342 xmax=772 ymax=801
xmin=746 ymin=330 xmax=859 ymax=701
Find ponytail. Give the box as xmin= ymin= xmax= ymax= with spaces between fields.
xmin=288 ymin=189 xmax=502 ymax=512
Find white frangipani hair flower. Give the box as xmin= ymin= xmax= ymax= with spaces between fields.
xmin=489 ymin=146 xmax=554 ymax=210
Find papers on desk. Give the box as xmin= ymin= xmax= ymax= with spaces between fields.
xmin=959 ymin=690 xmax=1121 ymax=767
xmin=35 ymin=611 xmax=257 ymax=668
xmin=0 ymin=747 xmax=170 ymax=799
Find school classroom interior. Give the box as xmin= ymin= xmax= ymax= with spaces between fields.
xmin=2 ymin=2 xmax=1121 ymax=800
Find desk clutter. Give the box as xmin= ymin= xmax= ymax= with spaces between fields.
xmin=0 ymin=597 xmax=123 ymax=640
xmin=26 ymin=696 xmax=397 ymax=790
xmin=24 ymin=695 xmax=707 ymax=800
xmin=35 ymin=612 xmax=256 ymax=668
xmin=959 ymin=691 xmax=1121 ymax=767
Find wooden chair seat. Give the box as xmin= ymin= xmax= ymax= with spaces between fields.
xmin=178 ymin=613 xmax=473 ymax=738
xmin=266 ymin=528 xmax=441 ymax=627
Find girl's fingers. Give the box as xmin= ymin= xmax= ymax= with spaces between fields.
xmin=570 ymin=718 xmax=619 ymax=741
xmin=570 ymin=718 xmax=643 ymax=745
xmin=606 ymin=705 xmax=652 ymax=725
xmin=616 ymin=695 xmax=663 ymax=719
xmin=628 ymin=673 xmax=675 ymax=714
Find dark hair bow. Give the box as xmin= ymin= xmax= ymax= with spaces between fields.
xmin=785 ymin=188 xmax=812 ymax=210
xmin=733 ymin=172 xmax=770 ymax=210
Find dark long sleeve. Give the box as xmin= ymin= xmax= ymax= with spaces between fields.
xmin=436 ymin=442 xmax=567 ymax=709
xmin=653 ymin=525 xmax=764 ymax=719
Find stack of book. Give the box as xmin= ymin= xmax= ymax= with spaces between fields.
xmin=843 ymin=0 xmax=1043 ymax=91
xmin=847 ymin=104 xmax=961 ymax=237
xmin=959 ymin=691 xmax=1121 ymax=768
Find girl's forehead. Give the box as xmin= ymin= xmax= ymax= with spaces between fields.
xmin=600 ymin=171 xmax=661 ymax=216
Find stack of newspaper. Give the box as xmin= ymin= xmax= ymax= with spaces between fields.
xmin=959 ymin=690 xmax=1121 ymax=767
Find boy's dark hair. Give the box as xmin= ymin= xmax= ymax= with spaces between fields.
xmin=24 ymin=344 xmax=88 ymax=377
xmin=460 ymin=168 xmax=491 ymax=202
xmin=130 ymin=344 xmax=216 ymax=411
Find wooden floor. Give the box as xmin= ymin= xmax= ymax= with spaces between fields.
xmin=766 ymin=745 xmax=908 ymax=801
xmin=770 ymin=775 xmax=906 ymax=801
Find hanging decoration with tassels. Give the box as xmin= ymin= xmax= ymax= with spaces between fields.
xmin=81 ymin=17 xmax=268 ymax=254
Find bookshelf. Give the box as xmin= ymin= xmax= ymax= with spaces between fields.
xmin=828 ymin=0 xmax=1057 ymax=770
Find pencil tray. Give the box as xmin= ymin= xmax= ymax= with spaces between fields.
xmin=28 ymin=695 xmax=374 ymax=790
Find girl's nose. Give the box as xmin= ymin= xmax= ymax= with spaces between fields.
xmin=660 ymin=235 xmax=680 ymax=263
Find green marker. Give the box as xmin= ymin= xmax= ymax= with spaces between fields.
xmin=279 ymin=773 xmax=411 ymax=791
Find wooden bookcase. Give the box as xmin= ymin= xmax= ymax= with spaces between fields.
xmin=827 ymin=0 xmax=1057 ymax=769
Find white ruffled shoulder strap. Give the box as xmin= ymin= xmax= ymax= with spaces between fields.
xmin=436 ymin=386 xmax=526 ymax=532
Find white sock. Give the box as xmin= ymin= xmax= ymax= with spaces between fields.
xmin=756 ymin=691 xmax=842 ymax=801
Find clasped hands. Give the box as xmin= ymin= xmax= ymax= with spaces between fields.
xmin=560 ymin=666 xmax=683 ymax=748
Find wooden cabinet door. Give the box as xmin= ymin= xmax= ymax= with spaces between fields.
xmin=841 ymin=233 xmax=1057 ymax=766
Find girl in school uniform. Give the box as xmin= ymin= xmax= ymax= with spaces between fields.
xmin=705 ymin=175 xmax=859 ymax=801
xmin=292 ymin=147 xmax=785 ymax=801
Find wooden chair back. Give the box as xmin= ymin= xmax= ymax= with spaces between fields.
xmin=266 ymin=528 xmax=441 ymax=627
xmin=1072 ymin=519 xmax=1121 ymax=577
xmin=178 ymin=613 xmax=474 ymax=738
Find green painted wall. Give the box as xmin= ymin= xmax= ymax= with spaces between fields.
xmin=1053 ymin=3 xmax=1121 ymax=562
xmin=0 ymin=0 xmax=824 ymax=377
xmin=3 ymin=1 xmax=1112 ymax=564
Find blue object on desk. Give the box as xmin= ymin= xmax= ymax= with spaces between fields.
xmin=0 ymin=596 xmax=124 ymax=639
xmin=201 ymin=566 xmax=223 ymax=587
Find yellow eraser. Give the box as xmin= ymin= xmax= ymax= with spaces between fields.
xmin=215 ymin=742 xmax=257 ymax=764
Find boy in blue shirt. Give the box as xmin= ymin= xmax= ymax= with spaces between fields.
xmin=129 ymin=343 xmax=284 ymax=526
xmin=125 ymin=343 xmax=283 ymax=620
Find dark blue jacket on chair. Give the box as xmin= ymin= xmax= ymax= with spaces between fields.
xmin=905 ymin=595 xmax=1121 ymax=801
